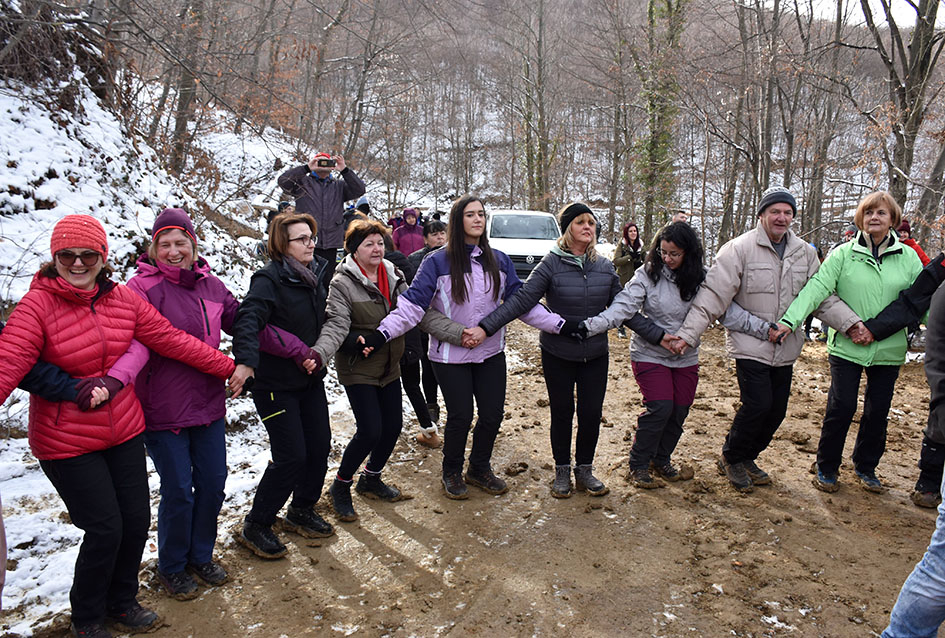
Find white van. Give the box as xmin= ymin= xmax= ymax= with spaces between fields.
xmin=486 ymin=209 xmax=561 ymax=280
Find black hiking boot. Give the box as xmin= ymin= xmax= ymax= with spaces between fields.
xmin=442 ymin=472 xmax=469 ymax=499
xmin=239 ymin=520 xmax=288 ymax=559
xmin=717 ymin=457 xmax=753 ymax=493
xmin=330 ymin=479 xmax=359 ymax=522
xmin=630 ymin=467 xmax=661 ymax=489
xmin=158 ymin=569 xmax=199 ymax=600
xmin=650 ymin=461 xmax=694 ymax=482
xmin=106 ymin=602 xmax=161 ymax=633
xmin=465 ymin=467 xmax=509 ymax=495
xmin=551 ymin=464 xmax=572 ymax=498
xmin=356 ymin=472 xmax=404 ymax=501
xmin=70 ymin=622 xmax=111 ymax=638
xmin=574 ymin=464 xmax=609 ymax=495
xmin=285 ymin=505 xmax=336 ymax=537
xmin=743 ymin=460 xmax=771 ymax=485
xmin=187 ymin=561 xmax=229 ymax=586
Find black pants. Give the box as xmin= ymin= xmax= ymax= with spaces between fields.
xmin=40 ymin=435 xmax=150 ymax=626
xmin=420 ymin=333 xmax=439 ymax=405
xmin=401 ymin=361 xmax=433 ymax=429
xmin=541 ymin=349 xmax=608 ymax=466
xmin=723 ymin=359 xmax=793 ymax=464
xmin=817 ymin=355 xmax=900 ymax=475
xmin=338 ymin=380 xmax=403 ymax=480
xmin=248 ymin=384 xmax=331 ymax=525
xmin=432 ymin=353 xmax=507 ymax=475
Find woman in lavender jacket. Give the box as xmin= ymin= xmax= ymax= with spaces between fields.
xmin=362 ymin=194 xmax=565 ymax=499
xmin=113 ymin=209 xmax=315 ymax=599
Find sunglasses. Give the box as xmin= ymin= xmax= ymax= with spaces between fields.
xmin=56 ymin=251 xmax=101 ymax=267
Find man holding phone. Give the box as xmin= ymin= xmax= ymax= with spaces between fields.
xmin=278 ymin=152 xmax=366 ymax=283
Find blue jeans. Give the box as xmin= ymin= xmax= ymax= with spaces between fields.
xmin=883 ymin=471 xmax=945 ymax=637
xmin=144 ymin=419 xmax=226 ymax=574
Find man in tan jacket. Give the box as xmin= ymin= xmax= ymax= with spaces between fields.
xmin=674 ymin=187 xmax=863 ymax=492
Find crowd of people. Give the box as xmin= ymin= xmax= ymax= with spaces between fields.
xmin=2 ymin=151 xmax=945 ymax=636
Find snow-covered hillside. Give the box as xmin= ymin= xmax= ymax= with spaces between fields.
xmin=0 ymin=76 xmax=364 ymax=636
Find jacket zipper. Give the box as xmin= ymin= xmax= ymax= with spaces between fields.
xmin=199 ymin=298 xmax=212 ymax=337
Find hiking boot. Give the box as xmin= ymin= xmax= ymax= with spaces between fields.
xmin=717 ymin=457 xmax=753 ymax=493
xmin=187 ymin=561 xmax=229 ymax=586
xmin=855 ymin=469 xmax=885 ymax=493
xmin=426 ymin=402 xmax=440 ymax=423
xmin=239 ymin=520 xmax=288 ymax=559
xmin=912 ymin=490 xmax=942 ymax=509
xmin=442 ymin=472 xmax=469 ymax=500
xmin=71 ymin=622 xmax=111 ymax=638
xmin=574 ymin=464 xmax=609 ymax=496
xmin=106 ymin=602 xmax=160 ymax=633
xmin=285 ymin=505 xmax=335 ymax=537
xmin=416 ymin=428 xmax=442 ymax=448
xmin=330 ymin=479 xmax=359 ymax=522
xmin=630 ymin=467 xmax=661 ymax=489
xmin=356 ymin=472 xmax=404 ymax=502
xmin=743 ymin=460 xmax=771 ymax=485
xmin=551 ymin=464 xmax=572 ymax=498
xmin=158 ymin=569 xmax=199 ymax=600
xmin=812 ymin=469 xmax=839 ymax=493
xmin=650 ymin=461 xmax=694 ymax=482
xmin=465 ymin=467 xmax=509 ymax=495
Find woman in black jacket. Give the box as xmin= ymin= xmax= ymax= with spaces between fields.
xmin=231 ymin=213 xmax=331 ymax=560
xmin=478 ymin=203 xmax=620 ymax=498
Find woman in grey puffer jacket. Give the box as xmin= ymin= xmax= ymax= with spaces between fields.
xmin=583 ymin=222 xmax=769 ymax=488
xmin=479 ymin=203 xmax=619 ymax=498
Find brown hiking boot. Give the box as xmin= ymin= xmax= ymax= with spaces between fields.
xmin=717 ymin=457 xmax=753 ymax=493
xmin=465 ymin=467 xmax=509 ymax=495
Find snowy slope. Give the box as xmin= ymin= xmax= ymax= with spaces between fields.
xmin=0 ymin=79 xmax=364 ymax=636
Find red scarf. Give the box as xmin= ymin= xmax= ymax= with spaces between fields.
xmin=356 ymin=259 xmax=390 ymax=305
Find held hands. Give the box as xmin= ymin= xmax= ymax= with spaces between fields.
xmin=560 ymin=320 xmax=588 ymax=340
xmin=75 ymin=376 xmax=124 ymax=411
xmin=462 ymin=326 xmax=487 ymax=349
xmin=847 ymin=321 xmax=874 ymax=346
xmin=769 ymin=323 xmax=792 ymax=344
xmin=660 ymin=334 xmax=685 ymax=354
xmin=228 ymin=364 xmax=254 ymax=398
xmin=358 ymin=330 xmax=387 ymax=357
xmin=301 ymin=349 xmax=323 ymax=374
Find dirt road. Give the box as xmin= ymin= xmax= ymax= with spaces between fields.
xmin=30 ymin=324 xmax=940 ymax=637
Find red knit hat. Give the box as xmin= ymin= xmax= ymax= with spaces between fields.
xmin=50 ymin=214 xmax=109 ymax=260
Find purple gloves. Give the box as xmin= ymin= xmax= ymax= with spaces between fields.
xmin=75 ymin=376 xmax=124 ymax=412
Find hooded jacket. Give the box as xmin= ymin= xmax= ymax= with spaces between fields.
xmin=0 ymin=274 xmax=234 ymax=460
xmin=120 ymin=255 xmax=309 ymax=431
xmin=377 ymin=245 xmax=563 ymax=364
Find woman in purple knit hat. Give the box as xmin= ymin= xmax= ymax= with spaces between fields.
xmin=113 ymin=208 xmax=316 ymax=600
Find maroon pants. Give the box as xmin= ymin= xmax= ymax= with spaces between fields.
xmin=629 ymin=361 xmax=699 ymax=470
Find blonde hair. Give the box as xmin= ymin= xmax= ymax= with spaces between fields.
xmin=853 ymin=191 xmax=902 ymax=232
xmin=557 ymin=213 xmax=598 ymax=261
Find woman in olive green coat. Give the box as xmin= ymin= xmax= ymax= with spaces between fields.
xmin=778 ymin=191 xmax=922 ymax=494
xmin=313 ymin=219 xmax=462 ymax=522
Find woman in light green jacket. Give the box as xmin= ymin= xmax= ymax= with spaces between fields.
xmin=778 ymin=191 xmax=922 ymax=494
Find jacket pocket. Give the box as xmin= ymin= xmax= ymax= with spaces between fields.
xmin=745 ymin=263 xmax=776 ymax=294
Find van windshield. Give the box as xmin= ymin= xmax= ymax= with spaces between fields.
xmin=490 ymin=215 xmax=560 ymax=240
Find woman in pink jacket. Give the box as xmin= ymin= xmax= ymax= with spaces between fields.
xmin=0 ymin=215 xmax=235 ymax=638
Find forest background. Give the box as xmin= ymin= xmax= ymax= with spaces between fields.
xmin=2 ymin=0 xmax=945 ymax=256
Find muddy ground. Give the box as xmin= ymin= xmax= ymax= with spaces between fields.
xmin=29 ymin=324 xmax=943 ymax=637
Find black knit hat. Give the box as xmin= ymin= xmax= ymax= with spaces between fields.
xmin=558 ymin=202 xmax=596 ymax=234
xmin=758 ymin=186 xmax=797 ymax=217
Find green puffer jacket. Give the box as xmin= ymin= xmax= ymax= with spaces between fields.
xmin=314 ymin=254 xmax=463 ymax=386
xmin=780 ymin=231 xmax=923 ymax=366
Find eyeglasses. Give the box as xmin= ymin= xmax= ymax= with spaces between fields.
xmin=660 ymin=250 xmax=684 ymax=259
xmin=56 ymin=251 xmax=101 ymax=267
xmin=288 ymin=234 xmax=316 ymax=246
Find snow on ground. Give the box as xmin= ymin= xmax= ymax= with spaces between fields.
xmin=0 ymin=75 xmax=394 ymax=635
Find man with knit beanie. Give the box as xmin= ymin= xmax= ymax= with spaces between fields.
xmin=674 ymin=186 xmax=862 ymax=492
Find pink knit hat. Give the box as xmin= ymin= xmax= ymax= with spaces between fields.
xmin=50 ymin=214 xmax=109 ymax=260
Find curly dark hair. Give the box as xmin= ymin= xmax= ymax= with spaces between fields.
xmin=644 ymin=221 xmax=705 ymax=301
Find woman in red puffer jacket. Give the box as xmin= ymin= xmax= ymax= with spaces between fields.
xmin=0 ymin=215 xmax=235 ymax=638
